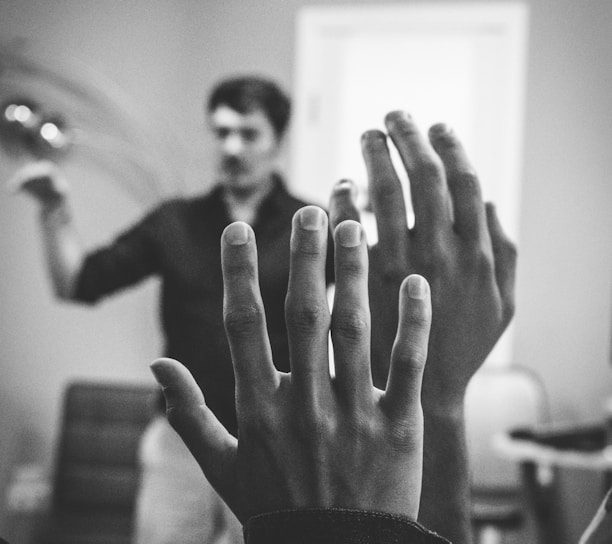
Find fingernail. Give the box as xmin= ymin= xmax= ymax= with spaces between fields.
xmin=225 ymin=222 xmax=249 ymax=245
xmin=150 ymin=359 xmax=170 ymax=387
xmin=361 ymin=129 xmax=387 ymax=144
xmin=336 ymin=220 xmax=361 ymax=247
xmin=333 ymin=179 xmax=353 ymax=194
xmin=407 ymin=275 xmax=428 ymax=299
xmin=429 ymin=123 xmax=453 ymax=138
xmin=299 ymin=206 xmax=324 ymax=231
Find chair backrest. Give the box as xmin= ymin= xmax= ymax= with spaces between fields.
xmin=52 ymin=381 xmax=158 ymax=513
xmin=465 ymin=365 xmax=550 ymax=491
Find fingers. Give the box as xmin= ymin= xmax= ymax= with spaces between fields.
xmin=150 ymin=358 xmax=238 ymax=507
xmin=383 ymin=275 xmax=431 ymax=419
xmin=329 ymin=179 xmax=360 ymax=233
xmin=221 ymin=222 xmax=277 ymax=398
xmin=285 ymin=206 xmax=331 ymax=398
xmin=361 ymin=130 xmax=409 ymax=267
xmin=331 ymin=220 xmax=372 ymax=403
xmin=6 ymin=160 xmax=68 ymax=199
xmin=384 ymin=112 xmax=452 ymax=240
xmin=429 ymin=124 xmax=487 ymax=241
xmin=486 ymin=203 xmax=518 ymax=325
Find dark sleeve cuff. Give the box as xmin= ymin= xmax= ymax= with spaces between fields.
xmin=244 ymin=508 xmax=452 ymax=544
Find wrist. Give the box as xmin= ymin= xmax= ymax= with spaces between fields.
xmin=421 ymin=396 xmax=465 ymax=422
xmin=40 ymin=198 xmax=70 ymax=223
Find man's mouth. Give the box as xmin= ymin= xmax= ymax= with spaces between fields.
xmin=222 ymin=158 xmax=245 ymax=173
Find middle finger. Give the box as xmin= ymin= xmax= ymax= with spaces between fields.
xmin=385 ymin=111 xmax=452 ymax=241
xmin=285 ymin=206 xmax=331 ymax=401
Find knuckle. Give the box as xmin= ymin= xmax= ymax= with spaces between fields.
xmin=453 ymin=170 xmax=481 ymax=197
xmin=413 ymin=157 xmax=444 ymax=183
xmin=347 ymin=412 xmax=378 ymax=439
xmin=466 ymin=249 xmax=496 ymax=282
xmin=371 ymin=177 xmax=401 ymax=204
xmin=286 ymin=301 xmax=329 ymax=334
xmin=380 ymin=263 xmax=409 ymax=282
xmin=239 ymin=408 xmax=275 ymax=436
xmin=502 ymin=296 xmax=516 ymax=323
xmin=399 ymin=345 xmax=428 ymax=372
xmin=332 ymin=308 xmax=370 ymax=340
xmin=224 ymin=305 xmax=263 ymax=337
xmin=297 ymin=409 xmax=337 ymax=441
xmin=414 ymin=242 xmax=449 ymax=273
xmin=388 ymin=418 xmax=423 ymax=450
xmin=502 ymin=239 xmax=518 ymax=262
xmin=166 ymin=405 xmax=198 ymax=436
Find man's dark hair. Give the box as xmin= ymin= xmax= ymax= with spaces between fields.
xmin=207 ymin=76 xmax=291 ymax=139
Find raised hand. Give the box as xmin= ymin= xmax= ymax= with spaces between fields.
xmin=7 ymin=160 xmax=81 ymax=299
xmin=150 ymin=205 xmax=432 ymax=524
xmin=329 ymin=112 xmax=517 ymax=543
xmin=7 ymin=160 xmax=69 ymax=206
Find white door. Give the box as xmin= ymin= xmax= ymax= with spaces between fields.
xmin=290 ymin=2 xmax=529 ymax=366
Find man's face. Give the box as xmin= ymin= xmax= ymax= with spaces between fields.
xmin=209 ymin=105 xmax=281 ymax=193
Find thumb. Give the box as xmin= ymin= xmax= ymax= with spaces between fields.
xmin=150 ymin=358 xmax=242 ymax=519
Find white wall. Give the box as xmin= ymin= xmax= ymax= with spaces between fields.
xmin=0 ymin=0 xmax=611 ymax=539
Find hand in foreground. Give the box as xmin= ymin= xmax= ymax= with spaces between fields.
xmin=6 ymin=160 xmax=68 ymax=206
xmin=330 ymin=112 xmax=516 ymax=410
xmin=150 ymin=206 xmax=432 ymax=523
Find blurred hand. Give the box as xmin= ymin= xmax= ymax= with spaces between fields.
xmin=6 ymin=160 xmax=68 ymax=206
xmin=330 ymin=112 xmax=516 ymax=410
xmin=151 ymin=205 xmax=432 ymax=523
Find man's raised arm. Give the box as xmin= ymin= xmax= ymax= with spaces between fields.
xmin=8 ymin=161 xmax=84 ymax=299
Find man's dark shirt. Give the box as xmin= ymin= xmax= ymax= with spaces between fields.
xmin=74 ymin=176 xmax=333 ymax=435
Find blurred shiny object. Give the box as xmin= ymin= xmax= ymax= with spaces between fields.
xmin=0 ymin=98 xmax=73 ymax=159
xmin=2 ymin=99 xmax=41 ymax=132
xmin=4 ymin=101 xmax=40 ymax=129
xmin=37 ymin=115 xmax=72 ymax=153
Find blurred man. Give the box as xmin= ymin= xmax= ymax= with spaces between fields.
xmin=11 ymin=76 xmax=332 ymax=544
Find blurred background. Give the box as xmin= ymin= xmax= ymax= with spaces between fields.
xmin=0 ymin=1 xmax=611 ymax=542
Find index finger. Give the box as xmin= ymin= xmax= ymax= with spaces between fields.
xmin=221 ymin=222 xmax=278 ymax=399
xmin=361 ymin=129 xmax=409 ymax=268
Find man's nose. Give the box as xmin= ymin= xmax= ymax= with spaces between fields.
xmin=222 ymin=133 xmax=244 ymax=156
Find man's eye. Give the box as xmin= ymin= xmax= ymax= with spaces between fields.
xmin=215 ymin=128 xmax=230 ymax=139
xmin=242 ymin=130 xmax=258 ymax=142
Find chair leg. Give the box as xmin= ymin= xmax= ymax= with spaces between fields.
xmin=476 ymin=525 xmax=505 ymax=544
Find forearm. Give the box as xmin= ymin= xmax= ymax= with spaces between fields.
xmin=39 ymin=199 xmax=84 ymax=300
xmin=418 ymin=404 xmax=472 ymax=544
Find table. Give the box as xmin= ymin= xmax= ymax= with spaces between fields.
xmin=494 ymin=423 xmax=612 ymax=544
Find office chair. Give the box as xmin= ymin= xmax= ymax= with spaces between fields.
xmin=38 ymin=381 xmax=157 ymax=544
